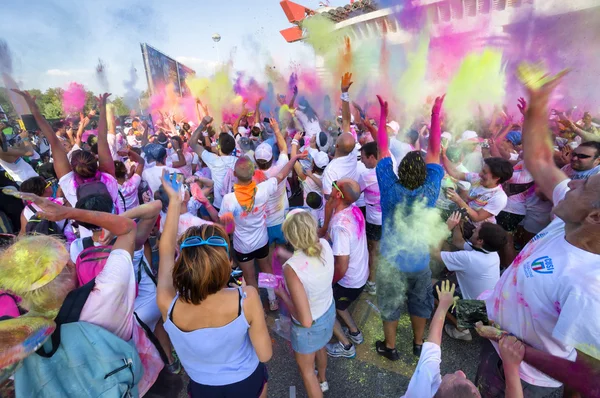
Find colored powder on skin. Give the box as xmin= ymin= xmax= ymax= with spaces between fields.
xmin=62 ymin=82 xmax=86 ymax=115
xmin=288 ymin=72 xmax=298 ymax=91
xmin=444 ymin=49 xmax=506 ymax=134
xmin=396 ymin=31 xmax=430 ymax=132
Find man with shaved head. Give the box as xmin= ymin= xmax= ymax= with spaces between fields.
xmin=218 ymin=153 xmax=306 ymax=303
xmin=324 ymin=178 xmax=369 ymax=359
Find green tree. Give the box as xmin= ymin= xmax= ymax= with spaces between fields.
xmin=37 ymin=88 xmax=64 ymax=119
xmin=111 ymin=96 xmax=131 ymax=116
xmin=0 ymin=88 xmax=17 ymax=120
xmin=84 ymin=90 xmax=96 ymax=114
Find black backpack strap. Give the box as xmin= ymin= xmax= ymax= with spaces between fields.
xmin=82 ymin=237 xmax=95 ymax=250
xmin=27 ymin=204 xmax=37 ymax=214
xmin=36 ymin=279 xmax=96 ymax=358
xmin=118 ymin=190 xmax=127 ymax=212
xmin=133 ymin=312 xmax=169 ymax=365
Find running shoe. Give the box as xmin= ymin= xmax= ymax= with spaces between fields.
xmin=326 ymin=341 xmax=356 ymax=358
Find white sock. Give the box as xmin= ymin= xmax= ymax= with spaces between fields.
xmin=267 ymin=288 xmax=276 ymax=301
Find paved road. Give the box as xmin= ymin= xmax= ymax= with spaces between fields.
xmin=147 ymin=291 xmax=488 ymax=398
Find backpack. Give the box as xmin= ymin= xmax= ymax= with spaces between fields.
xmin=75 ymin=237 xmax=115 ymax=288
xmin=25 ymin=205 xmax=62 ymax=236
xmin=75 ymin=173 xmax=111 ymax=202
xmin=15 ymin=279 xmax=143 ymax=398
xmin=118 ymin=190 xmax=127 ymax=212
xmin=137 ymin=179 xmax=152 ymax=204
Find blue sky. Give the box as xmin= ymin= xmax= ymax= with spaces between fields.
xmin=0 ymin=0 xmax=348 ymax=95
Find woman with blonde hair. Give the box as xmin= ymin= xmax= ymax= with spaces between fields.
xmin=275 ymin=209 xmax=335 ymax=398
xmin=157 ymin=172 xmax=272 ymax=398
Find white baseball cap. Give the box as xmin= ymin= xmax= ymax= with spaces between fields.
xmin=313 ymin=151 xmax=329 ymax=169
xmin=254 ymin=143 xmax=273 ymax=162
xmin=238 ymin=126 xmax=249 ymax=136
xmin=386 ymin=121 xmax=400 ymax=135
xmin=457 ymin=130 xmax=479 ymax=143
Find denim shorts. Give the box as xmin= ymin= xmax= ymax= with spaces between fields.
xmin=188 ymin=362 xmax=268 ymax=398
xmin=377 ymin=265 xmax=433 ymax=321
xmin=267 ymin=224 xmax=286 ymax=245
xmin=291 ymin=302 xmax=335 ymax=354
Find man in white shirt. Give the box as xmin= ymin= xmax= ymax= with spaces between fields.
xmin=432 ymin=212 xmax=507 ymax=341
xmin=475 ymin=74 xmax=600 ymax=398
xmin=358 ymin=141 xmax=382 ymax=296
xmin=141 ymin=145 xmax=178 ymax=196
xmin=254 ymin=121 xmax=289 ymax=248
xmin=219 ymin=153 xmax=304 ymax=310
xmin=325 ymin=179 xmax=369 ymax=359
xmin=189 ymin=117 xmax=238 ymax=211
xmin=560 ymin=141 xmax=600 ymax=181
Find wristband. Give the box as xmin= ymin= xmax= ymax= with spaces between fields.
xmin=291 ymin=139 xmax=299 ymax=146
xmin=340 ymin=92 xmax=350 ymax=103
xmin=202 ymin=131 xmax=209 ymax=137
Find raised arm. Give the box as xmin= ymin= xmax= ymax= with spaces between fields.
xmin=232 ymin=101 xmax=248 ymax=137
xmin=429 ymin=281 xmax=457 ymax=346
xmin=522 ymin=72 xmax=569 ymax=200
xmin=126 ymin=148 xmax=145 ymax=176
xmin=288 ymin=85 xmax=298 ymax=109
xmin=12 ymin=89 xmax=71 ymax=179
xmin=270 ymin=117 xmax=287 ymax=154
xmin=169 ymin=138 xmax=186 ymax=168
xmin=190 ymin=184 xmax=219 ymax=223
xmin=275 ymin=153 xmax=306 ymax=184
xmin=425 ymin=94 xmax=445 ymax=164
xmin=441 ymin=147 xmax=467 ymax=181
xmin=33 ymin=195 xmax=136 ymax=256
xmin=376 ymin=95 xmax=390 ymax=159
xmin=189 ymin=116 xmax=213 ymax=158
xmin=567 ymin=120 xmax=600 ymax=142
xmin=116 ymin=200 xmax=161 ymax=251
xmin=341 ymin=73 xmax=353 ymax=134
xmin=96 ymin=94 xmax=115 ymax=177
xmin=157 ymin=172 xmax=183 ymax=315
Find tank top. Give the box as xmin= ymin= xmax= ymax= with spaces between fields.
xmin=285 ymin=239 xmax=335 ymax=320
xmin=163 ymin=288 xmax=259 ymax=386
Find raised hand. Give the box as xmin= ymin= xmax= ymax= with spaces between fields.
xmin=96 ymin=93 xmax=111 ymax=106
xmin=292 ymin=85 xmax=298 ymax=96
xmin=341 ymin=72 xmax=353 ymax=93
xmin=435 ymin=280 xmax=458 ymax=312
xmin=201 ymin=115 xmax=214 ymax=126
xmin=11 ymin=89 xmax=38 ymax=110
xmin=160 ymin=169 xmax=183 ymax=201
xmin=33 ymin=196 xmax=70 ymax=221
xmin=376 ymin=95 xmax=388 ymax=119
xmin=432 ymin=94 xmax=446 ymax=115
xmin=517 ymin=97 xmax=527 ymax=116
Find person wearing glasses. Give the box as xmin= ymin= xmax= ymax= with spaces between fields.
xmin=560 ymin=141 xmax=600 ymax=181
xmin=158 ymin=173 xmax=272 ymax=398
xmin=324 ymin=178 xmax=369 ymax=359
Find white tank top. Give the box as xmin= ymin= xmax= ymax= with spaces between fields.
xmin=285 ymin=239 xmax=335 ymax=320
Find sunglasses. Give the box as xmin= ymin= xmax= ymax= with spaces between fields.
xmin=332 ymin=180 xmax=344 ymax=199
xmin=572 ymin=153 xmax=595 ymax=159
xmin=180 ymin=235 xmax=229 ymax=256
xmin=44 ymin=180 xmax=53 ymax=189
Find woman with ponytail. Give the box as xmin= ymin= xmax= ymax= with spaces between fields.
xmin=276 ymin=209 xmax=335 ymax=397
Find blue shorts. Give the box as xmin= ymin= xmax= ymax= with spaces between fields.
xmin=267 ymin=224 xmax=286 ymax=245
xmin=291 ymin=302 xmax=335 ymax=354
xmin=377 ymin=264 xmax=433 ymax=321
xmin=188 ymin=362 xmax=268 ymax=398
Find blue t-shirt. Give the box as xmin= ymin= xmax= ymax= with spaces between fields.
xmin=376 ymin=157 xmax=444 ymax=272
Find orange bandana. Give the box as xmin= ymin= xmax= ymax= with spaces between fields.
xmin=234 ymin=181 xmax=257 ymax=212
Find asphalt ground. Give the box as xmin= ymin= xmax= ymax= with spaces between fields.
xmin=146 ymin=291 xmax=488 ymax=398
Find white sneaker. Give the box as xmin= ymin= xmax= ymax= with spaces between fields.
xmin=444 ymin=324 xmax=472 ymax=341
xmin=320 ymin=381 xmax=329 ymax=392
xmin=341 ymin=326 xmax=364 ymax=345
xmin=365 ymin=281 xmax=376 ymax=295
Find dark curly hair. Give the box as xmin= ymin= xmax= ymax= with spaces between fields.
xmin=398 ymin=151 xmax=426 ymax=190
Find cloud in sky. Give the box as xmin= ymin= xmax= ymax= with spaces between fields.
xmin=0 ymin=0 xmax=330 ymax=95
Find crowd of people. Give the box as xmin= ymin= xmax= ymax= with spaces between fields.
xmin=0 ymin=66 xmax=599 ymax=398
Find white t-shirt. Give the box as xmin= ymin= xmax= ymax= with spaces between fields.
xmin=262 ymin=153 xmax=289 ymax=227
xmin=142 ymin=162 xmax=178 ymax=196
xmin=465 ymin=173 xmax=508 ymax=225
xmin=483 ymin=179 xmax=600 ymax=388
xmin=295 ymin=110 xmax=321 ymax=140
xmin=402 ymin=342 xmax=442 ymax=397
xmin=23 ymin=198 xmax=66 ymax=230
xmin=159 ymin=211 xmax=213 ymax=239
xmin=322 ymin=149 xmax=360 ymax=197
xmin=117 ymin=174 xmax=141 ymax=213
xmin=201 ymin=151 xmax=237 ymax=209
xmin=166 ymin=151 xmax=199 ymax=178
xmin=302 ymin=173 xmax=323 ymax=203
xmin=219 ymin=178 xmax=278 ymax=254
xmin=66 ymin=143 xmax=81 ymax=162
xmin=503 ymin=161 xmax=534 ymax=216
xmin=441 ymin=243 xmax=500 ymax=300
xmin=329 ymin=205 xmax=369 ymax=289
xmin=358 ymin=167 xmax=382 ymax=225
xmin=389 ymin=139 xmax=413 ymax=164
xmin=0 ymin=157 xmax=38 ymax=183
xmin=285 ymin=239 xmax=334 ymax=320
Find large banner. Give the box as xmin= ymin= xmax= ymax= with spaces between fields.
xmin=141 ymin=43 xmax=195 ymax=96
xmin=178 ymin=63 xmax=196 ymax=97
